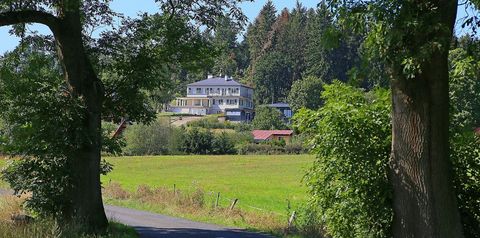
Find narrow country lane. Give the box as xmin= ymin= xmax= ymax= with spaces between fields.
xmin=105 ymin=205 xmax=274 ymax=238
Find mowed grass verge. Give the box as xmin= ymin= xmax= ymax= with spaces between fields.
xmin=102 ymin=154 xmax=314 ymax=214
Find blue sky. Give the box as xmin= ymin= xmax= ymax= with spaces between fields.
xmin=0 ymin=0 xmax=476 ymax=53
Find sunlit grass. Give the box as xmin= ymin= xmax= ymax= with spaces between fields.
xmin=0 ymin=194 xmax=138 ymax=238
xmin=0 ymin=158 xmax=7 ymax=188
xmin=102 ymin=154 xmax=314 ymax=214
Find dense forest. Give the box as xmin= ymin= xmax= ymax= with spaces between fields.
xmin=176 ymin=0 xmax=480 ymax=111
xmin=173 ymin=1 xmax=366 ymax=106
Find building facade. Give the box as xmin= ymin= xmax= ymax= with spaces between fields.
xmin=169 ymin=76 xmax=254 ymax=122
xmin=266 ymin=103 xmax=293 ymax=123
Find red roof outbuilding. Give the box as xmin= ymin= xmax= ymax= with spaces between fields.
xmin=252 ymin=130 xmax=293 ymax=140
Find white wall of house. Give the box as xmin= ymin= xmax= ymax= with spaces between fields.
xmin=187 ymin=86 xmax=242 ymax=97
xmin=170 ymin=107 xmax=207 ymax=115
xmin=170 ymin=77 xmax=254 ymax=120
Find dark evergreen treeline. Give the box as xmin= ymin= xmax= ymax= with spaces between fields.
xmin=178 ymin=1 xmax=378 ymax=107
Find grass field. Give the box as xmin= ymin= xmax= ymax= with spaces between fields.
xmin=0 ymin=159 xmax=6 ymax=188
xmin=103 ymin=154 xmax=315 ymax=215
xmin=1 ymin=155 xmax=316 ymax=213
xmin=0 ymin=155 xmax=316 ymax=236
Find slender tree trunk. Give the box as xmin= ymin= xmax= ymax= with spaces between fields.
xmin=53 ymin=3 xmax=108 ymax=232
xmin=389 ymin=0 xmax=463 ymax=236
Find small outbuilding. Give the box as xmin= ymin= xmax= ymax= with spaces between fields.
xmin=252 ymin=130 xmax=294 ymax=143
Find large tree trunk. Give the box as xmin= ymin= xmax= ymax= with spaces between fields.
xmin=0 ymin=0 xmax=108 ymax=233
xmin=389 ymin=0 xmax=463 ymax=237
xmin=53 ymin=3 xmax=108 ymax=232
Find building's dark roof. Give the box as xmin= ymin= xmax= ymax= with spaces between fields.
xmin=267 ymin=103 xmax=290 ymax=108
xmin=188 ymin=77 xmax=251 ymax=88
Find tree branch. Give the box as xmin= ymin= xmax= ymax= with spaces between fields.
xmin=0 ymin=10 xmax=60 ymax=33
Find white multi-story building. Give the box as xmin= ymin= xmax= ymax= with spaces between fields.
xmin=169 ymin=76 xmax=254 ymax=122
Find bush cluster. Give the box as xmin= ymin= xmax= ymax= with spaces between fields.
xmin=236 ymin=141 xmax=305 ymax=155
xmin=186 ymin=115 xmax=254 ymax=132
xmin=294 ymin=81 xmax=480 ymax=237
xmin=295 ymin=82 xmax=393 ymax=238
xmin=123 ymin=117 xmax=182 ymax=156
xmin=186 ymin=115 xmax=235 ymax=129
xmin=179 ymin=127 xmax=237 ymax=155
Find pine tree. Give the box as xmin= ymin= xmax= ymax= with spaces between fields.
xmin=212 ymin=15 xmax=239 ymax=77
xmin=246 ymin=0 xmax=277 ymax=62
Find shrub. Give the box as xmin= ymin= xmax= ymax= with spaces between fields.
xmin=186 ymin=115 xmax=235 ymax=129
xmin=284 ymin=142 xmax=306 ymax=154
xmin=179 ymin=127 xmax=215 ymax=154
xmin=295 ymin=81 xmax=480 ymax=237
xmin=451 ymin=131 xmax=480 ymax=237
xmin=236 ymin=143 xmax=283 ymax=155
xmin=123 ymin=117 xmax=181 ymax=155
xmin=294 ymin=82 xmax=393 ymax=238
xmin=234 ymin=122 xmax=253 ymax=132
xmin=227 ymin=131 xmax=254 ymax=145
xmin=252 ymin=106 xmax=288 ymax=130
xmin=212 ymin=132 xmax=237 ymax=155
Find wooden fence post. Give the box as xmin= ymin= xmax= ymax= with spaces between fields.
xmin=215 ymin=192 xmax=220 ymax=208
xmin=229 ymin=198 xmax=238 ymax=210
xmin=288 ymin=211 xmax=296 ymax=228
xmin=173 ymin=184 xmax=176 ymax=195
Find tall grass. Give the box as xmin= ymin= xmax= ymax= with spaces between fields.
xmin=104 ymin=182 xmax=288 ymax=236
xmin=0 ymin=195 xmax=137 ymax=238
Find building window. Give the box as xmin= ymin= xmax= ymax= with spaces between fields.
xmin=196 ymin=88 xmax=202 ymax=94
xmin=188 ymin=88 xmax=192 ymax=94
xmin=212 ymin=99 xmax=216 ymax=105
xmin=284 ymin=110 xmax=292 ymax=118
xmin=234 ymin=99 xmax=237 ymax=105
xmin=219 ymin=99 xmax=224 ymax=105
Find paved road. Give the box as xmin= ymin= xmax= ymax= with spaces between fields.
xmin=105 ymin=205 xmax=274 ymax=238
xmin=1 ymin=189 xmax=273 ymax=238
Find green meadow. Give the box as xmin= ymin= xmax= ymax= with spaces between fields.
xmin=0 ymin=155 xmax=315 ymax=215
xmin=102 ymin=154 xmax=315 ymax=214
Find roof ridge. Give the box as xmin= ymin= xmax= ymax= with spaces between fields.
xmin=187 ymin=77 xmax=252 ymax=88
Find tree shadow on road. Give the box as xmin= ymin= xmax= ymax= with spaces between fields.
xmin=134 ymin=226 xmax=274 ymax=238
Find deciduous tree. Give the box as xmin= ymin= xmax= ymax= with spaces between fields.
xmin=287 ymin=76 xmax=324 ymax=112
xmin=252 ymin=106 xmax=288 ymax=130
xmin=0 ymin=0 xmax=247 ymax=233
xmin=326 ymin=0 xmax=467 ymax=236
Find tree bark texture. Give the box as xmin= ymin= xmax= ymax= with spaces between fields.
xmin=389 ymin=0 xmax=463 ymax=237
